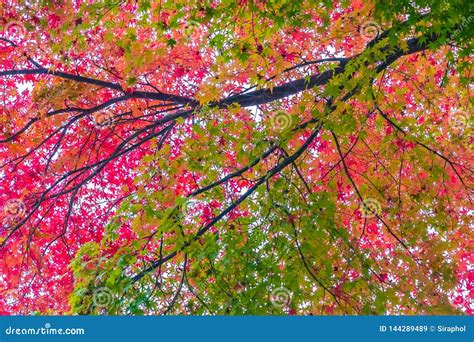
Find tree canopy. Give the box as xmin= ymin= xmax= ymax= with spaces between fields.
xmin=0 ymin=0 xmax=472 ymax=315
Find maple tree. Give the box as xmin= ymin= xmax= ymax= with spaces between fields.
xmin=0 ymin=0 xmax=472 ymax=315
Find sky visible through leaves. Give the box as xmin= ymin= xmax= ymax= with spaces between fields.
xmin=0 ymin=0 xmax=472 ymax=316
